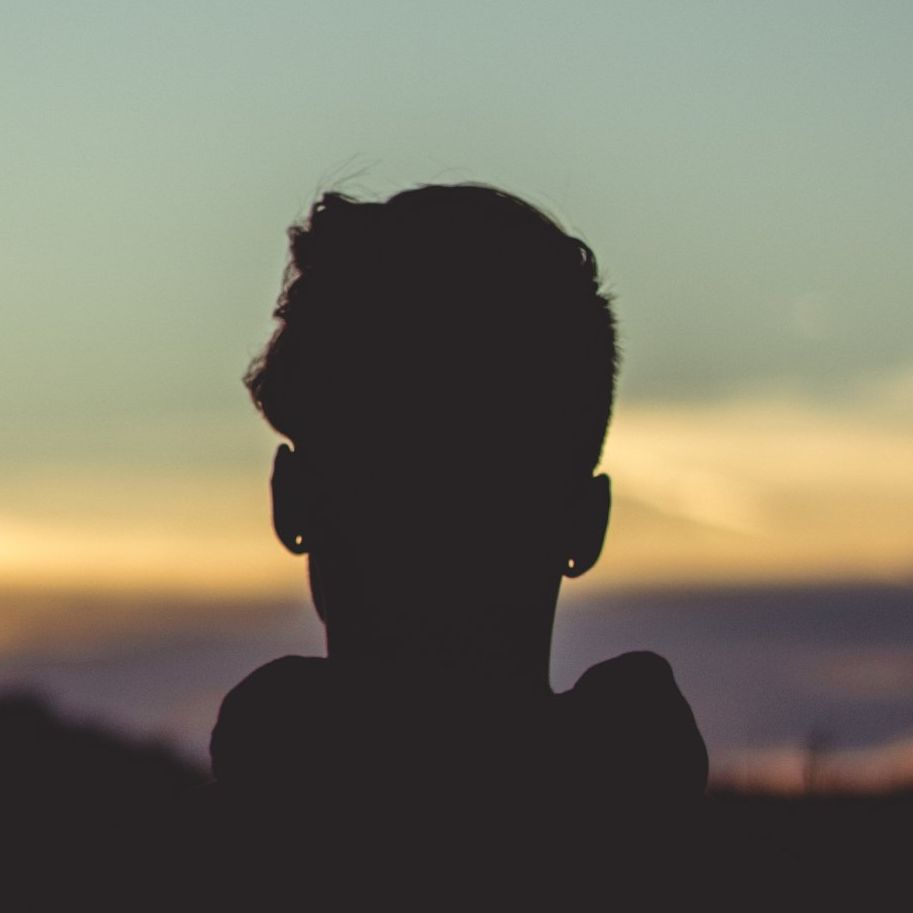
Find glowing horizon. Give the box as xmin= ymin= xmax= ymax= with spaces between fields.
xmin=2 ymin=393 xmax=909 ymax=625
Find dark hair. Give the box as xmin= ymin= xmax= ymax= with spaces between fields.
xmin=245 ymin=184 xmax=618 ymax=486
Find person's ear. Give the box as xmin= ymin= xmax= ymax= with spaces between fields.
xmin=563 ymin=473 xmax=611 ymax=579
xmin=271 ymin=443 xmax=318 ymax=555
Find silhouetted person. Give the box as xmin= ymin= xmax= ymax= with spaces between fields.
xmin=185 ymin=184 xmax=707 ymax=908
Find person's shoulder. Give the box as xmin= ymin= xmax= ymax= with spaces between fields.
xmin=210 ymin=655 xmax=331 ymax=784
xmin=223 ymin=654 xmax=328 ymax=694
xmin=557 ymin=651 xmax=708 ymax=801
xmin=573 ymin=649 xmax=675 ymax=691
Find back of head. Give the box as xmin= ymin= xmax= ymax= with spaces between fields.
xmin=246 ymin=184 xmax=618 ymax=528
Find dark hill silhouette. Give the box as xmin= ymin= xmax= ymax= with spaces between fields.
xmin=704 ymin=788 xmax=912 ymax=908
xmin=0 ymin=691 xmax=204 ymax=908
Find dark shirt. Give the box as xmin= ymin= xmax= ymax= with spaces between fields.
xmin=180 ymin=651 xmax=707 ymax=908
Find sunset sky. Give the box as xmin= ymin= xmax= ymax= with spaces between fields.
xmin=2 ymin=2 xmax=912 ymax=786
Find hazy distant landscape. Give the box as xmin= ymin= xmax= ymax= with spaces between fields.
xmin=3 ymin=579 xmax=911 ymax=791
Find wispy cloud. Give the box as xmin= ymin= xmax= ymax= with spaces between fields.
xmin=587 ymin=394 xmax=913 ymax=589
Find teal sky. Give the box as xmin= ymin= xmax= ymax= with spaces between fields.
xmin=2 ymin=0 xmax=911 ymax=507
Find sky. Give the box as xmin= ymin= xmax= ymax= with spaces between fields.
xmin=1 ymin=1 xmax=912 ymax=784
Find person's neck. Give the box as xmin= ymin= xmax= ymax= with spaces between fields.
xmin=323 ymin=598 xmax=556 ymax=698
xmin=311 ymin=550 xmax=563 ymax=698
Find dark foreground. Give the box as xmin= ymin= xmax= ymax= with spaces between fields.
xmin=1 ymin=693 xmax=909 ymax=909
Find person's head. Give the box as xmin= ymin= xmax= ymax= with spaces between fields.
xmin=245 ymin=184 xmax=618 ymax=669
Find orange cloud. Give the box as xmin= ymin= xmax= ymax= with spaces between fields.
xmin=578 ymin=397 xmax=913 ymax=591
